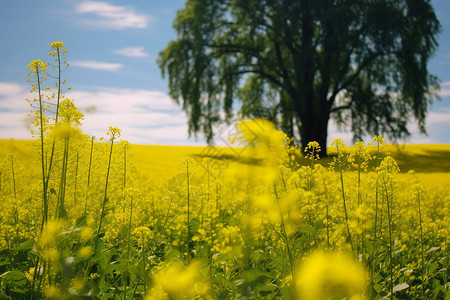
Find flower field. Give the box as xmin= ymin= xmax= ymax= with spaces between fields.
xmin=0 ymin=42 xmax=448 ymax=299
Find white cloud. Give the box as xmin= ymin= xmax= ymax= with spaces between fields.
xmin=0 ymin=82 xmax=30 ymax=113
xmin=438 ymin=88 xmax=450 ymax=97
xmin=67 ymin=88 xmax=194 ymax=143
xmin=71 ymin=60 xmax=123 ymax=71
xmin=76 ymin=1 xmax=150 ymax=29
xmin=0 ymin=82 xmax=201 ymax=145
xmin=113 ymin=47 xmax=149 ymax=58
xmin=0 ymin=82 xmax=24 ymax=96
xmin=432 ymin=81 xmax=450 ymax=97
xmin=425 ymin=109 xmax=450 ymax=125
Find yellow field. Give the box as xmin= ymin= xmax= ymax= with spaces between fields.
xmin=3 ymin=138 xmax=449 ymax=173
xmin=0 ymin=132 xmax=448 ymax=299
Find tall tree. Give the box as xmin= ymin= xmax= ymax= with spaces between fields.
xmin=158 ymin=0 xmax=440 ymax=156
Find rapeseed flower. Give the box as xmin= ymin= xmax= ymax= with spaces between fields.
xmin=146 ymin=260 xmax=210 ymax=299
xmin=296 ymin=251 xmax=367 ymax=300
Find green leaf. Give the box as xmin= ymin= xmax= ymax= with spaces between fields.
xmin=373 ymin=283 xmax=382 ymax=293
xmin=300 ymin=224 xmax=315 ymax=235
xmin=363 ymin=238 xmax=375 ymax=253
xmin=0 ymin=270 xmax=30 ymax=293
xmin=0 ymin=260 xmax=10 ymax=267
xmin=76 ymin=214 xmax=88 ymax=228
xmin=15 ymin=239 xmax=35 ymax=252
xmin=258 ymin=283 xmax=278 ymax=297
xmin=258 ymin=283 xmax=277 ymax=292
xmin=427 ymin=262 xmax=439 ymax=274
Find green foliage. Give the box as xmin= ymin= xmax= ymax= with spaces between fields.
xmin=159 ymin=0 xmax=441 ymax=156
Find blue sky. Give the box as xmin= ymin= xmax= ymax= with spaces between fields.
xmin=1 ymin=0 xmax=449 ymax=146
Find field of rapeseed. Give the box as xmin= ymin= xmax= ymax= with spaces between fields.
xmin=0 ymin=42 xmax=448 ymax=299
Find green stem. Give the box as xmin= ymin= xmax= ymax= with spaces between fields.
xmin=36 ymin=68 xmax=48 ymax=226
xmin=73 ymin=150 xmax=79 ymax=204
xmin=10 ymin=155 xmax=17 ymax=198
xmin=337 ymin=147 xmax=354 ymax=255
xmin=123 ymin=195 xmax=133 ymax=300
xmin=383 ymin=180 xmax=394 ymax=298
xmin=417 ymin=188 xmax=425 ymax=297
xmin=273 ymin=183 xmax=297 ymax=297
xmin=84 ymin=136 xmax=94 ymax=214
xmin=357 ymin=163 xmax=362 ymax=257
xmin=43 ymin=46 xmax=63 ymax=223
xmin=372 ymin=142 xmax=381 ymax=291
xmin=186 ymin=161 xmax=191 ymax=264
xmin=320 ymin=171 xmax=330 ymax=251
xmin=96 ymin=137 xmax=115 ymax=241
xmin=57 ymin=136 xmax=70 ymax=219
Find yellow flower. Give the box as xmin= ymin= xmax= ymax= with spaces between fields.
xmin=41 ymin=248 xmax=59 ymax=261
xmin=80 ymin=227 xmax=94 ymax=242
xmin=71 ymin=278 xmax=87 ymax=294
xmin=305 ymin=141 xmax=321 ymax=161
xmin=234 ymin=119 xmax=287 ymax=164
xmin=50 ymin=41 xmax=64 ymax=49
xmin=77 ymin=246 xmax=93 ymax=259
xmin=44 ymin=285 xmax=60 ymax=299
xmin=330 ymin=137 xmax=346 ymax=149
xmin=38 ymin=220 xmax=63 ymax=247
xmin=25 ymin=267 xmax=35 ymax=283
xmin=147 ymin=261 xmax=210 ymax=299
xmin=296 ymin=251 xmax=367 ymax=300
xmin=107 ymin=126 xmax=122 ymax=140
xmin=378 ymin=155 xmax=399 ymax=174
xmin=89 ymin=273 xmax=100 ymax=280
xmin=27 ymin=59 xmax=47 ymax=75
xmin=372 ymin=134 xmax=385 ymax=144
xmin=348 ymin=141 xmax=372 ymax=170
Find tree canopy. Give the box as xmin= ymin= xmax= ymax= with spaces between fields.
xmin=158 ymin=0 xmax=440 ymax=156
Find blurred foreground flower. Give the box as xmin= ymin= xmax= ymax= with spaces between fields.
xmin=146 ymin=260 xmax=211 ymax=299
xmin=295 ymin=251 xmax=367 ymax=300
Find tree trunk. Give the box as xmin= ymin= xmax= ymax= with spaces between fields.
xmin=280 ymin=91 xmax=294 ymax=138
xmin=297 ymin=0 xmax=330 ymax=156
xmin=298 ymin=102 xmax=330 ymax=157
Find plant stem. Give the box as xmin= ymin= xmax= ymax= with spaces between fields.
xmin=74 ymin=150 xmax=79 ymax=204
xmin=416 ymin=187 xmax=425 ymax=298
xmin=84 ymin=136 xmax=94 ymax=214
xmin=10 ymin=155 xmax=17 ymax=199
xmin=186 ymin=161 xmax=191 ymax=264
xmin=36 ymin=68 xmax=48 ymax=227
xmin=273 ymin=183 xmax=297 ymax=297
xmin=123 ymin=194 xmax=133 ymax=300
xmin=43 ymin=46 xmax=63 ymax=223
xmin=336 ymin=147 xmax=354 ymax=255
xmin=372 ymin=142 xmax=381 ymax=292
xmin=56 ymin=135 xmax=70 ymax=219
xmin=320 ymin=171 xmax=330 ymax=251
xmin=96 ymin=137 xmax=115 ymax=241
xmin=383 ymin=180 xmax=394 ymax=298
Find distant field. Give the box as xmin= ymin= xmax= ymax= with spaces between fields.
xmin=2 ymin=138 xmax=449 ymax=195
xmin=2 ymin=138 xmax=449 ymax=174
